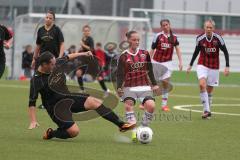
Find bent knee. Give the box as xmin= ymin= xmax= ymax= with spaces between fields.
xmin=85 ymin=97 xmax=102 ymax=110
xmin=68 ymin=125 xmax=79 ymax=138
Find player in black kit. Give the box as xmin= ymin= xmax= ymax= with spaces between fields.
xmin=0 ymin=24 xmax=13 ymax=78
xmin=28 ymin=51 xmax=135 ymax=140
xmin=31 ymin=10 xmax=65 ymax=69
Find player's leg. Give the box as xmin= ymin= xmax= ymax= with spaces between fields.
xmin=206 ymin=68 xmax=219 ymax=110
xmin=161 ymin=78 xmax=170 ymax=111
xmin=97 ymin=76 xmax=110 ymax=97
xmin=76 ymin=68 xmax=84 ymax=91
xmin=207 ymin=86 xmax=214 ymax=108
xmin=84 ymin=96 xmax=135 ymax=132
xmin=197 ymin=65 xmax=211 ymax=119
xmin=141 ymin=97 xmax=155 ymax=126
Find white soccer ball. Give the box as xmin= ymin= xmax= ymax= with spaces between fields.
xmin=136 ymin=126 xmax=153 ymax=144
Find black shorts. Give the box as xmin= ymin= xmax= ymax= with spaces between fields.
xmin=47 ymin=94 xmax=89 ymax=130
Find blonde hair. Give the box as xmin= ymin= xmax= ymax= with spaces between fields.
xmin=204 ymin=19 xmax=216 ymax=27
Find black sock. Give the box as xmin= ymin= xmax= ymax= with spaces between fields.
xmin=77 ymin=77 xmax=84 ymax=90
xmin=95 ymin=104 xmax=124 ymax=127
xmin=98 ymin=80 xmax=107 ymax=91
xmin=50 ymin=128 xmax=72 ymax=139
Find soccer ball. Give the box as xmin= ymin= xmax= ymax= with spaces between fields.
xmin=136 ymin=126 xmax=153 ymax=144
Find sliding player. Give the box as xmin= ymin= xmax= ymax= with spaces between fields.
xmin=28 ymin=51 xmax=135 ymax=140
xmin=117 ymin=31 xmax=159 ymax=141
xmin=187 ymin=19 xmax=230 ymax=119
xmin=151 ymin=19 xmax=183 ymax=112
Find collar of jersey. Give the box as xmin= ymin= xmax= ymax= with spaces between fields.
xmin=160 ymin=31 xmax=170 ymax=38
xmin=205 ymin=32 xmax=214 ymax=42
xmin=125 ymin=48 xmax=140 ymax=56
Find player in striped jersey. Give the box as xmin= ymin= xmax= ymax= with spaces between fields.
xmin=187 ymin=19 xmax=230 ymax=119
xmin=151 ymin=19 xmax=183 ymax=111
xmin=116 ymin=31 xmax=160 ymax=141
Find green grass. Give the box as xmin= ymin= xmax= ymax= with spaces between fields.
xmin=0 ymin=72 xmax=240 ymax=160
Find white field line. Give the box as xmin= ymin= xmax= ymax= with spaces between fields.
xmin=173 ymin=104 xmax=240 ymax=116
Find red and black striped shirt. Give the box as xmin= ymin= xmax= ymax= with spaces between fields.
xmin=117 ymin=49 xmax=156 ymax=88
xmin=190 ymin=33 xmax=229 ymax=69
xmin=151 ymin=31 xmax=179 ymax=63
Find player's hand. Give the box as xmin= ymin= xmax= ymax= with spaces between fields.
xmin=28 ymin=121 xmax=40 ymax=130
xmin=186 ymin=66 xmax=192 ymax=74
xmin=86 ymin=51 xmax=93 ymax=57
xmin=117 ymin=88 xmax=124 ymax=97
xmin=152 ymin=85 xmax=161 ymax=96
xmin=179 ymin=62 xmax=183 ymax=71
xmin=31 ymin=59 xmax=36 ymax=69
xmin=3 ymin=41 xmax=10 ymax=49
xmin=224 ymin=67 xmax=230 ymax=76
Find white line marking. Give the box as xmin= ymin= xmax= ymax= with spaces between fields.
xmin=173 ymin=104 xmax=240 ymax=116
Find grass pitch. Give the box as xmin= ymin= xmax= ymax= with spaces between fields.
xmin=0 ymin=71 xmax=239 ymax=160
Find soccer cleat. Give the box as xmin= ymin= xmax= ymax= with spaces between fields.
xmin=202 ymin=111 xmax=212 ymax=119
xmin=103 ymin=89 xmax=110 ymax=98
xmin=131 ymin=129 xmax=137 ymax=143
xmin=119 ymin=123 xmax=136 ymax=132
xmin=162 ymin=106 xmax=170 ymax=112
xmin=43 ymin=128 xmax=54 ymax=140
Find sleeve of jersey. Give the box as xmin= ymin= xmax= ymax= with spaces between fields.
xmin=28 ymin=78 xmax=39 ymax=107
xmin=36 ymin=29 xmax=41 ymax=45
xmin=174 ymin=36 xmax=180 ymax=46
xmin=116 ymin=55 xmax=125 ymax=89
xmin=57 ymin=27 xmax=64 ymax=43
xmin=88 ymin=37 xmax=94 ymax=50
xmin=189 ymin=39 xmax=201 ymax=66
xmin=146 ymin=53 xmax=157 ymax=86
xmin=219 ymin=44 xmax=230 ymax=67
xmin=1 ymin=25 xmax=12 ymax=41
xmin=151 ymin=34 xmax=159 ymax=50
xmin=55 ymin=56 xmax=69 ymax=69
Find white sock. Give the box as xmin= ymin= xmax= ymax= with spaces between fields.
xmin=141 ymin=111 xmax=154 ymax=126
xmin=200 ymin=91 xmax=210 ymax=112
xmin=161 ymin=92 xmax=168 ymax=107
xmin=208 ymin=93 xmax=213 ymax=108
xmin=125 ymin=111 xmax=136 ymax=124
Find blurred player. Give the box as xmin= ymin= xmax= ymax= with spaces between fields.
xmin=187 ymin=19 xmax=230 ymax=119
xmin=116 ymin=31 xmax=159 ymax=141
xmin=76 ymin=25 xmax=109 ymax=95
xmin=0 ymin=24 xmax=13 ymax=78
xmin=28 ymin=51 xmax=135 ymax=139
xmin=31 ymin=10 xmax=65 ymax=69
xmin=150 ymin=19 xmax=183 ymax=111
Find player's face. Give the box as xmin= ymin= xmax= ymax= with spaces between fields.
xmin=45 ymin=13 xmax=54 ymax=26
xmin=204 ymin=22 xmax=215 ymax=37
xmin=83 ymin=27 xmax=91 ymax=37
xmin=128 ymin=33 xmax=140 ymax=50
xmin=42 ymin=58 xmax=56 ymax=72
xmin=161 ymin=21 xmax=170 ymax=33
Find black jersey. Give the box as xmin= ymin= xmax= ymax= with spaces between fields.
xmin=36 ymin=24 xmax=64 ymax=58
xmin=81 ymin=36 xmax=94 ymax=52
xmin=29 ymin=56 xmax=71 ymax=109
xmin=0 ymin=24 xmax=12 ymax=54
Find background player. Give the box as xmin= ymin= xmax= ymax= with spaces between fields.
xmin=117 ymin=31 xmax=159 ymax=141
xmin=76 ymin=25 xmax=109 ymax=95
xmin=28 ymin=51 xmax=135 ymax=139
xmin=0 ymin=24 xmax=13 ymax=78
xmin=31 ymin=10 xmax=65 ymax=69
xmin=150 ymin=19 xmax=183 ymax=111
xmin=187 ymin=19 xmax=230 ymax=119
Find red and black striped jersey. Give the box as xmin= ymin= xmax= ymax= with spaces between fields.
xmin=190 ymin=32 xmax=229 ymax=69
xmin=117 ymin=49 xmax=156 ymax=88
xmin=151 ymin=31 xmax=179 ymax=63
